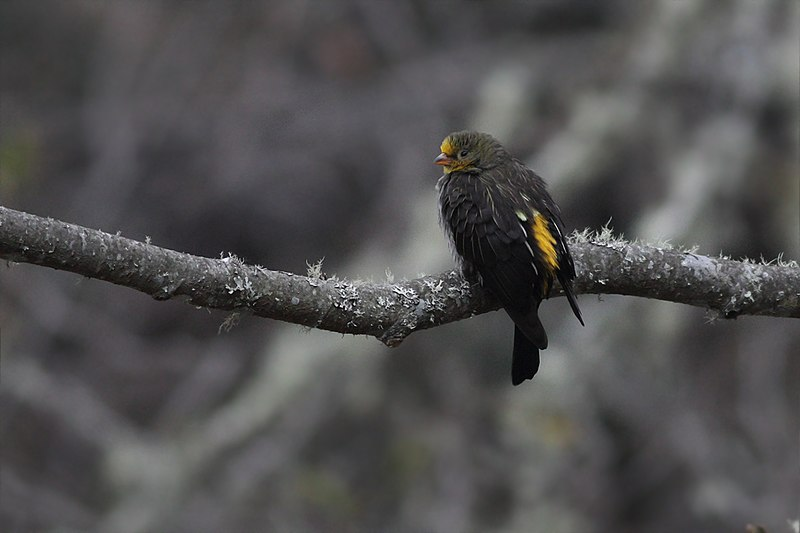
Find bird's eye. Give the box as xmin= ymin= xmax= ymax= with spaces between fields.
xmin=458 ymin=149 xmax=469 ymax=158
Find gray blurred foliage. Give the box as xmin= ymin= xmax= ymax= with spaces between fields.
xmin=1 ymin=1 xmax=798 ymax=532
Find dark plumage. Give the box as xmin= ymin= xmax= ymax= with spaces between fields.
xmin=435 ymin=131 xmax=584 ymax=385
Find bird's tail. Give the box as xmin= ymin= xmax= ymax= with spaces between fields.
xmin=512 ymin=327 xmax=540 ymax=385
xmin=509 ymin=307 xmax=548 ymax=385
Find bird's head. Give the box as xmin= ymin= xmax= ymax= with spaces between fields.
xmin=434 ymin=131 xmax=508 ymax=174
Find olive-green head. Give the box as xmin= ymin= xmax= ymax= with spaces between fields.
xmin=434 ymin=131 xmax=509 ymax=174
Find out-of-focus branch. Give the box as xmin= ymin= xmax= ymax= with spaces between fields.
xmin=1 ymin=206 xmax=798 ymax=346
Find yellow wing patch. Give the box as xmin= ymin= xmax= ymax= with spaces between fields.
xmin=532 ymin=211 xmax=559 ymax=272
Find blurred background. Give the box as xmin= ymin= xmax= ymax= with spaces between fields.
xmin=1 ymin=1 xmax=798 ymax=532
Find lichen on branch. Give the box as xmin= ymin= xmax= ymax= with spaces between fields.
xmin=1 ymin=206 xmax=798 ymax=347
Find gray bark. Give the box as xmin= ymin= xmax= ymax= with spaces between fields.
xmin=1 ymin=206 xmax=797 ymax=348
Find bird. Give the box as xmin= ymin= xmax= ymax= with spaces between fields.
xmin=434 ymin=130 xmax=584 ymax=385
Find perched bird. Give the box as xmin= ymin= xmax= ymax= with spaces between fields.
xmin=435 ymin=131 xmax=584 ymax=385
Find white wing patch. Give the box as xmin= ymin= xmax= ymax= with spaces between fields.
xmin=517 ymin=220 xmax=538 ymax=276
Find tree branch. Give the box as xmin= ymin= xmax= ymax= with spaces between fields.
xmin=1 ymin=206 xmax=797 ymax=346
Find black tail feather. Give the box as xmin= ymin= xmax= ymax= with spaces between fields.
xmin=512 ymin=326 xmax=540 ymax=385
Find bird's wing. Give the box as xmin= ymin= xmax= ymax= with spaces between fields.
xmin=443 ymin=173 xmax=540 ymax=312
xmin=504 ymin=165 xmax=584 ymax=325
xmin=530 ymin=182 xmax=584 ymax=326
